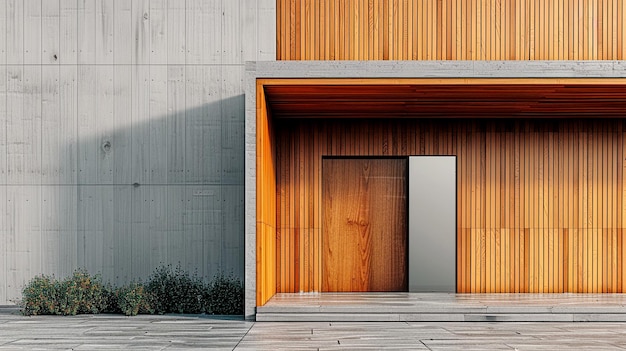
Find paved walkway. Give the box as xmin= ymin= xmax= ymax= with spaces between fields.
xmin=2 ymin=310 xmax=626 ymax=350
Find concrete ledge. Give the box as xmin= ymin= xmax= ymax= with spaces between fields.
xmin=256 ymin=293 xmax=626 ymax=322
xmin=256 ymin=311 xmax=626 ymax=322
xmin=464 ymin=314 xmax=575 ymax=322
xmin=250 ymin=60 xmax=626 ymax=79
xmin=0 ymin=306 xmax=20 ymax=315
xmin=257 ymin=311 xmax=626 ymax=322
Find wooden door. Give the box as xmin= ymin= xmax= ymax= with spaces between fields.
xmin=322 ymin=158 xmax=407 ymax=292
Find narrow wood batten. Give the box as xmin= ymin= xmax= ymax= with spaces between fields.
xmin=256 ymin=83 xmax=277 ymax=306
xmin=277 ymin=0 xmax=626 ymax=60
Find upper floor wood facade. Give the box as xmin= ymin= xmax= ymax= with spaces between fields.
xmin=277 ymin=0 xmax=626 ymax=60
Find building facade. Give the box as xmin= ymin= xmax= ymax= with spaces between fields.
xmin=247 ymin=0 xmax=626 ymax=318
xmin=1 ymin=1 xmax=626 ymax=321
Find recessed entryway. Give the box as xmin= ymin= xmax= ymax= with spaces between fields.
xmin=250 ymin=72 xmax=626 ymax=318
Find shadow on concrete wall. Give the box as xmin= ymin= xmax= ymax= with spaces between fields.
xmin=3 ymin=94 xmax=245 ymax=303
xmin=72 ymin=95 xmax=246 ymax=286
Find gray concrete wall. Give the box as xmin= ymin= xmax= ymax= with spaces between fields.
xmin=0 ymin=0 xmax=275 ymax=305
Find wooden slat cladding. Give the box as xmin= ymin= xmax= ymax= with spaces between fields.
xmin=275 ymin=118 xmax=626 ymax=294
xmin=264 ymin=84 xmax=626 ymax=118
xmin=277 ymin=0 xmax=626 ymax=60
xmin=322 ymin=158 xmax=407 ymax=292
xmin=256 ymin=84 xmax=277 ymax=306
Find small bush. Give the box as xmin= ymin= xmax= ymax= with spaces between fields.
xmin=69 ymin=270 xmax=108 ymax=314
xmin=21 ymin=275 xmax=58 ymax=316
xmin=114 ymin=282 xmax=154 ymax=316
xmin=55 ymin=278 xmax=81 ymax=315
xmin=204 ymin=272 xmax=243 ymax=315
xmin=21 ymin=266 xmax=245 ymax=316
xmin=102 ymin=284 xmax=121 ymax=314
xmin=21 ymin=270 xmax=108 ymax=316
xmin=145 ymin=264 xmax=204 ymax=314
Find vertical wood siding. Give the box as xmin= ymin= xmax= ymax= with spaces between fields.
xmin=0 ymin=0 xmax=276 ymax=305
xmin=277 ymin=0 xmax=626 ymax=60
xmin=322 ymin=158 xmax=407 ymax=292
xmin=256 ymin=84 xmax=277 ymax=306
xmin=275 ymin=118 xmax=626 ymax=293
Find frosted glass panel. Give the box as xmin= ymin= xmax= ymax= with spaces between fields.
xmin=409 ymin=156 xmax=456 ymax=292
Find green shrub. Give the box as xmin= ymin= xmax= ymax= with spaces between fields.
xmin=145 ymin=264 xmax=204 ymax=314
xmin=102 ymin=284 xmax=121 ymax=314
xmin=114 ymin=282 xmax=154 ymax=316
xmin=21 ymin=275 xmax=58 ymax=316
xmin=21 ymin=270 xmax=108 ymax=316
xmin=55 ymin=278 xmax=81 ymax=315
xmin=68 ymin=269 xmax=108 ymax=314
xmin=21 ymin=266 xmax=244 ymax=317
xmin=204 ymin=272 xmax=243 ymax=315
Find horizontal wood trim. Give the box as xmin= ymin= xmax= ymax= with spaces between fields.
xmin=277 ymin=0 xmax=626 ymax=60
xmin=276 ymin=119 xmax=626 ymax=293
xmin=264 ymin=83 xmax=626 ymax=118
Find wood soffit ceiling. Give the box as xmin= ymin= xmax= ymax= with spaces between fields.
xmin=263 ymin=84 xmax=626 ymax=118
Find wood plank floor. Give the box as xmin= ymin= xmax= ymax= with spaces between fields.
xmin=257 ymin=293 xmax=626 ymax=322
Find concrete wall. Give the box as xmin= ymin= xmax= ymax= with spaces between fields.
xmin=0 ymin=0 xmax=275 ymax=305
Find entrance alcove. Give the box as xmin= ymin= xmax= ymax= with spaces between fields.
xmin=244 ymin=61 xmax=626 ymax=319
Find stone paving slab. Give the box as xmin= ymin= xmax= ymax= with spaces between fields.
xmin=0 ymin=311 xmax=253 ymax=350
xmin=3 ymin=309 xmax=626 ymax=350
